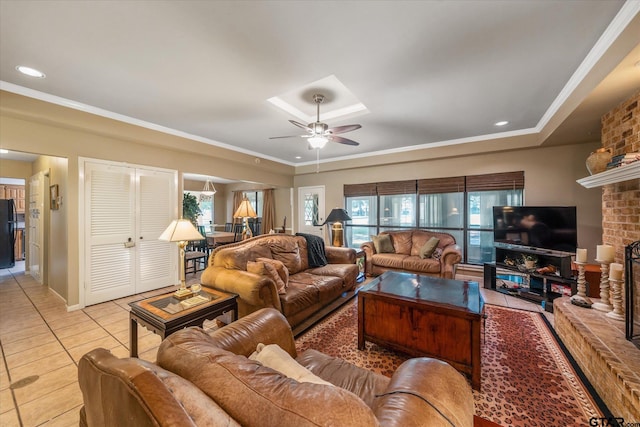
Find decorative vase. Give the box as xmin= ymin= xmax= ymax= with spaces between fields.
xmin=585 ymin=148 xmax=612 ymax=175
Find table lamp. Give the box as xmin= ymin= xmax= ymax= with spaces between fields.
xmin=233 ymin=195 xmax=258 ymax=240
xmin=325 ymin=208 xmax=352 ymax=247
xmin=159 ymin=218 xmax=205 ymax=299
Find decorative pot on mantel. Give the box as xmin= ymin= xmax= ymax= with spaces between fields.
xmin=585 ymin=148 xmax=612 ymax=175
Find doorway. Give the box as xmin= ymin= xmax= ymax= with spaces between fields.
xmin=297 ymin=186 xmax=325 ymax=240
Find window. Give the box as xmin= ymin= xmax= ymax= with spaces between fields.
xmin=183 ymin=191 xmax=214 ymax=226
xmin=244 ymin=191 xmax=263 ymax=217
xmin=344 ymin=172 xmax=524 ymax=265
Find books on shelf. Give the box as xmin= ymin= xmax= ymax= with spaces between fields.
xmin=606 ymin=152 xmax=639 ymax=170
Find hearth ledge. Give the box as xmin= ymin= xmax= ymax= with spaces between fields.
xmin=554 ymin=297 xmax=640 ymax=423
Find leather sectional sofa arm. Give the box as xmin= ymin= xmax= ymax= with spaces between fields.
xmin=201 ymin=267 xmax=282 ymax=312
xmin=325 ymin=246 xmax=357 ymax=264
xmin=373 ymin=358 xmax=474 ymax=427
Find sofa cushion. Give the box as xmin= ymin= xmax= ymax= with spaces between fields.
xmin=371 ymin=234 xmax=394 ymax=253
xmin=281 ymin=273 xmax=344 ymax=317
xmin=389 ymin=231 xmax=412 ymax=255
xmin=371 ymin=253 xmax=407 ymax=270
xmin=257 ymin=257 xmax=289 ymax=288
xmin=306 ymin=263 xmax=358 ymax=289
xmin=270 ymin=238 xmax=303 ymax=274
xmin=158 ymin=327 xmax=380 ymax=427
xmin=249 ymin=343 xmax=333 ymax=386
xmin=247 ymin=261 xmax=286 ymax=294
xmin=419 ymin=237 xmax=440 ymax=259
xmin=402 ymin=256 xmax=441 ymax=274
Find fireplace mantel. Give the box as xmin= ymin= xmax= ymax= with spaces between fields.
xmin=577 ymin=162 xmax=640 ymax=188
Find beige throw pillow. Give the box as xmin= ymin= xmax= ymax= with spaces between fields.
xmin=249 ymin=343 xmax=333 ymax=386
xmin=246 ymin=261 xmax=286 ymax=294
xmin=371 ymin=234 xmax=395 ymax=253
xmin=419 ymin=237 xmax=440 ymax=259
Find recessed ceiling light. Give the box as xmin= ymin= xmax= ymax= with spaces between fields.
xmin=16 ymin=66 xmax=46 ymax=78
xmin=0 ymin=149 xmax=8 ymax=154
xmin=494 ymin=121 xmax=509 ymax=127
xmin=295 ymin=156 xmax=301 ymax=159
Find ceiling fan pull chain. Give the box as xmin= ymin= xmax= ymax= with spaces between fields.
xmin=316 ymin=148 xmax=320 ymax=173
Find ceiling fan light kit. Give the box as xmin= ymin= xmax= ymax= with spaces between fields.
xmin=269 ymin=93 xmax=362 ymax=150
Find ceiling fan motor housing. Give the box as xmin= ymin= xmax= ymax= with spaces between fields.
xmin=310 ymin=122 xmax=328 ymax=134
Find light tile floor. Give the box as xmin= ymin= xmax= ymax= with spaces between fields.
xmin=0 ymin=264 xmax=550 ymax=426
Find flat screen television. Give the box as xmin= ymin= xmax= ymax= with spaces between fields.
xmin=493 ymin=206 xmax=577 ymax=253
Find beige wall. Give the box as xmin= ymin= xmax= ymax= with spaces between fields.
xmin=32 ymin=155 xmax=69 ymax=300
xmin=0 ymin=158 xmax=31 ymax=179
xmin=294 ymin=142 xmax=603 ymax=257
xmin=1 ymin=92 xmax=294 ymax=307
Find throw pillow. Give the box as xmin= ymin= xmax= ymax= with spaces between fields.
xmin=371 ymin=234 xmax=395 ymax=253
xmin=257 ymin=257 xmax=289 ymax=290
xmin=419 ymin=237 xmax=440 ymax=259
xmin=246 ymin=261 xmax=286 ymax=294
xmin=249 ymin=343 xmax=333 ymax=386
xmin=432 ymin=247 xmax=443 ymax=261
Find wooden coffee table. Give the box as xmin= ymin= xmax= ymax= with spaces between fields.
xmin=358 ymin=271 xmax=484 ymax=390
xmin=129 ymin=287 xmax=237 ymax=357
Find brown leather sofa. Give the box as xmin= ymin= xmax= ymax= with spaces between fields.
xmin=79 ymin=308 xmax=474 ymax=427
xmin=361 ymin=230 xmax=462 ymax=279
xmin=201 ymin=234 xmax=358 ymax=328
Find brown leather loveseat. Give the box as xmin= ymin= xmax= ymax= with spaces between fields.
xmin=79 ymin=308 xmax=474 ymax=426
xmin=362 ymin=230 xmax=462 ymax=279
xmin=200 ymin=234 xmax=359 ymax=328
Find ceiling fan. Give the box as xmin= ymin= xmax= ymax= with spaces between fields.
xmin=269 ymin=94 xmax=361 ymax=149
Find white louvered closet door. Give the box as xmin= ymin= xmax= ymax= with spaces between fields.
xmin=136 ymin=169 xmax=177 ymax=292
xmin=85 ymin=162 xmax=137 ymax=305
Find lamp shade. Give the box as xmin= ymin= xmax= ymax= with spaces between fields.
xmin=325 ymin=208 xmax=352 ymax=224
xmin=233 ymin=198 xmax=257 ymax=219
xmin=159 ymin=219 xmax=204 ymax=242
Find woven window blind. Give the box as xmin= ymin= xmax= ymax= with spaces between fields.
xmin=417 ymin=177 xmax=465 ymax=194
xmin=376 ymin=180 xmax=417 ymax=195
xmin=465 ymin=171 xmax=524 ymax=191
xmin=343 ymin=183 xmax=377 ymax=197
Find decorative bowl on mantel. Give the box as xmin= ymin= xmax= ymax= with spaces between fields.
xmin=585 ymin=147 xmax=612 ymax=175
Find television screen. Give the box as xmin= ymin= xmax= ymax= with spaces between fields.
xmin=493 ymin=206 xmax=577 ymax=253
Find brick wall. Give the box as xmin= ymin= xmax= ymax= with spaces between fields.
xmin=600 ymin=90 xmax=640 ymax=324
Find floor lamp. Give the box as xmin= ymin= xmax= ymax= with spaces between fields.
xmin=325 ymin=208 xmax=352 ymax=247
xmin=233 ymin=195 xmax=258 ymax=240
xmin=159 ymin=218 xmax=205 ymax=299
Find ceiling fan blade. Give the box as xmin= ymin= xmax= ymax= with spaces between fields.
xmin=269 ymin=135 xmax=305 ymax=139
xmin=327 ymin=124 xmax=361 ymax=134
xmin=289 ymin=120 xmax=311 ymax=131
xmin=329 ymin=135 xmax=360 ymax=146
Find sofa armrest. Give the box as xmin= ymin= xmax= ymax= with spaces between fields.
xmin=208 ymin=308 xmax=297 ymax=358
xmin=79 ymin=348 xmax=235 ymax=427
xmin=361 ymin=241 xmax=376 ymax=276
xmin=440 ymin=245 xmax=462 ymax=279
xmin=373 ymin=358 xmax=474 ymax=427
xmin=201 ymin=267 xmax=282 ymax=312
xmin=325 ymin=246 xmax=356 ymax=264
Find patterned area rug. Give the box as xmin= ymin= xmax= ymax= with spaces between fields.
xmin=295 ymin=299 xmax=609 ymax=427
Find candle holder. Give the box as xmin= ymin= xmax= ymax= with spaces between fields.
xmin=605 ymin=277 xmax=624 ymax=321
xmin=570 ymin=261 xmax=592 ymax=308
xmin=591 ymin=259 xmax=613 ymax=312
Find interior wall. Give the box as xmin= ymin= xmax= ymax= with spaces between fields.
xmin=1 ymin=96 xmax=294 ymax=307
xmin=31 ymin=155 xmax=69 ymax=300
xmin=183 ymin=179 xmax=228 ymax=227
xmin=294 ymin=142 xmax=603 ymax=256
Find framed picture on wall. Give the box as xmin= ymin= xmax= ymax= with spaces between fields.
xmin=50 ymin=184 xmax=59 ymax=210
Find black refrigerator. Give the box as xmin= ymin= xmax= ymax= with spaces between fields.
xmin=0 ymin=199 xmax=17 ymax=268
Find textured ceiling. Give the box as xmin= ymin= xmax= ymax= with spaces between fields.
xmin=1 ymin=1 xmax=639 ymax=167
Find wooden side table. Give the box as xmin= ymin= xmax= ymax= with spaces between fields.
xmin=128 ymin=287 xmax=237 ymax=357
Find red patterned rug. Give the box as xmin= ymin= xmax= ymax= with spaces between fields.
xmin=295 ymin=299 xmax=610 ymax=427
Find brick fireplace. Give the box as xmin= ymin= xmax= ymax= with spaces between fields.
xmin=555 ymin=91 xmax=640 ymax=422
